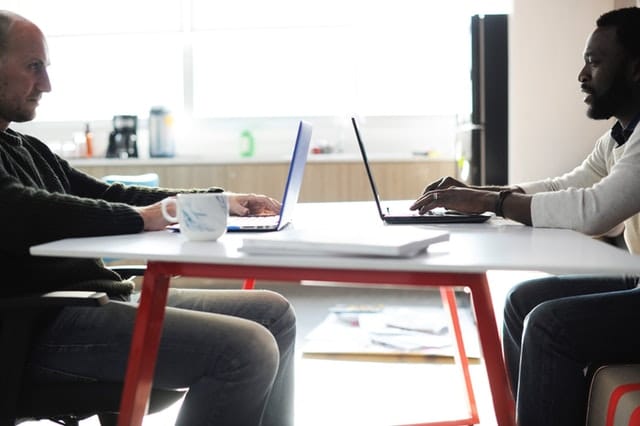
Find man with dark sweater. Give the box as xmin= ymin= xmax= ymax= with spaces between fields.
xmin=0 ymin=10 xmax=295 ymax=425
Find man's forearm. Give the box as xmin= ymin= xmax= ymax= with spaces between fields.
xmin=500 ymin=191 xmax=533 ymax=226
xmin=471 ymin=184 xmax=525 ymax=193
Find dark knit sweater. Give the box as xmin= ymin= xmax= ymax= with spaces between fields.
xmin=0 ymin=128 xmax=222 ymax=299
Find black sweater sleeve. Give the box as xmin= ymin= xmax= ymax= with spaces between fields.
xmin=0 ymin=130 xmax=222 ymax=253
xmin=0 ymin=129 xmax=225 ymax=297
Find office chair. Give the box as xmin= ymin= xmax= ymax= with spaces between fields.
xmin=0 ymin=265 xmax=185 ymax=426
xmin=586 ymin=364 xmax=640 ymax=426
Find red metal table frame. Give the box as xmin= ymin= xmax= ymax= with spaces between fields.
xmin=116 ymin=261 xmax=516 ymax=426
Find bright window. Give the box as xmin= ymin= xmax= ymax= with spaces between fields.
xmin=5 ymin=0 xmax=510 ymax=121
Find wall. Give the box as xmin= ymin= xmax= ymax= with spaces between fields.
xmin=509 ymin=0 xmax=619 ymax=183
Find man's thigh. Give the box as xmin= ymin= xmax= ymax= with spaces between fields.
xmin=508 ymin=274 xmax=638 ymax=316
xmin=26 ymin=288 xmax=280 ymax=387
xmin=531 ymin=285 xmax=640 ymax=362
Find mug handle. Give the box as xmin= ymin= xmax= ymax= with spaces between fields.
xmin=161 ymin=197 xmax=178 ymax=222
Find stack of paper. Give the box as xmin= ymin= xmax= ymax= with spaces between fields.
xmin=302 ymin=305 xmax=481 ymax=359
xmin=239 ymin=226 xmax=449 ymax=258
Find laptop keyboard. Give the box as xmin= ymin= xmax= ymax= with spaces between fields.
xmin=228 ymin=214 xmax=280 ymax=227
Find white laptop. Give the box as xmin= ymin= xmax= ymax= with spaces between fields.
xmin=226 ymin=120 xmax=312 ymax=231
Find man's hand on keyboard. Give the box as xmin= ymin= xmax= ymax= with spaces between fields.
xmin=227 ymin=193 xmax=282 ymax=217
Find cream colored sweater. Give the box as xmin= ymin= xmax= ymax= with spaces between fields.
xmin=518 ymin=126 xmax=640 ymax=254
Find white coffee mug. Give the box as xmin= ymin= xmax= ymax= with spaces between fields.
xmin=161 ymin=193 xmax=228 ymax=241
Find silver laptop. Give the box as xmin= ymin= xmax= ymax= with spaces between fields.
xmin=351 ymin=117 xmax=491 ymax=224
xmin=226 ymin=120 xmax=313 ymax=231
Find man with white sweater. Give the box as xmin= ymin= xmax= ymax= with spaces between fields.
xmin=411 ymin=7 xmax=640 ymax=426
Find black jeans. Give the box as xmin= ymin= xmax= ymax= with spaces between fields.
xmin=26 ymin=288 xmax=296 ymax=426
xmin=503 ymin=274 xmax=640 ymax=426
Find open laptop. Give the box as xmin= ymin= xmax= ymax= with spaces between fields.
xmin=226 ymin=120 xmax=312 ymax=231
xmin=351 ymin=117 xmax=492 ymax=224
xmin=169 ymin=120 xmax=312 ymax=233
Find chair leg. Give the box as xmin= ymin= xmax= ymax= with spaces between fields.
xmin=242 ymin=278 xmax=256 ymax=289
xmin=97 ymin=414 xmax=118 ymax=426
xmin=0 ymin=314 xmax=37 ymax=422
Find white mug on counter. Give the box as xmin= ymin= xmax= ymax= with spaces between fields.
xmin=161 ymin=193 xmax=228 ymax=241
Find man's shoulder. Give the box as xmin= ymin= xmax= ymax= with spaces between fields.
xmin=593 ymin=130 xmax=620 ymax=155
xmin=2 ymin=128 xmax=38 ymax=144
xmin=2 ymin=128 xmax=50 ymax=152
xmin=626 ymin=126 xmax=640 ymax=148
xmin=596 ymin=124 xmax=640 ymax=152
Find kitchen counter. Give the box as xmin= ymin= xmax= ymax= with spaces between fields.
xmin=68 ymin=152 xmax=448 ymax=167
xmin=71 ymin=155 xmax=457 ymax=202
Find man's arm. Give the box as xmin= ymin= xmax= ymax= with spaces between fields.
xmin=500 ymin=191 xmax=533 ymax=225
xmin=136 ymin=193 xmax=283 ymax=231
xmin=420 ymin=176 xmax=516 ymax=194
xmin=410 ymin=185 xmax=532 ymax=224
xmin=411 ymin=134 xmax=617 ymax=228
xmin=0 ymin=177 xmax=145 ymax=252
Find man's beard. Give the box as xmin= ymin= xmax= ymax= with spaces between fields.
xmin=0 ymin=94 xmax=38 ymax=124
xmin=587 ymin=69 xmax=634 ymax=120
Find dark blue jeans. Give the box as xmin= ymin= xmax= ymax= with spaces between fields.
xmin=26 ymin=288 xmax=296 ymax=426
xmin=503 ymin=275 xmax=640 ymax=426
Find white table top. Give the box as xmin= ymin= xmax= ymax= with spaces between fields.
xmin=30 ymin=201 xmax=640 ymax=276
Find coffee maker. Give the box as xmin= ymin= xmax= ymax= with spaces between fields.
xmin=106 ymin=115 xmax=138 ymax=158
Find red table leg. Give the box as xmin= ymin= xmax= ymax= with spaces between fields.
xmin=117 ymin=263 xmax=170 ymax=426
xmin=242 ymin=278 xmax=256 ymax=289
xmin=441 ymin=286 xmax=480 ymax=424
xmin=467 ymin=274 xmax=516 ymax=426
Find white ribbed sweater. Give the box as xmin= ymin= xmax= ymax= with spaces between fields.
xmin=519 ymin=126 xmax=640 ymax=254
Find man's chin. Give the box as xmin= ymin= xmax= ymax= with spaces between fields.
xmin=13 ymin=112 xmax=37 ymax=123
xmin=586 ymin=106 xmax=613 ymax=120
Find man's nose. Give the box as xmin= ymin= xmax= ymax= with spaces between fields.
xmin=38 ymin=70 xmax=52 ymax=93
xmin=578 ymin=64 xmax=590 ymax=83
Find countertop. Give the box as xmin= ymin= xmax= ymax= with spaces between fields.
xmin=69 ymin=153 xmax=451 ymax=167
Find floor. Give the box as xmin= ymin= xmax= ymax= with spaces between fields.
xmin=22 ymin=270 xmax=546 ymax=426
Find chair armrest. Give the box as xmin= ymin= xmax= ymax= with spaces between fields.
xmin=0 ymin=291 xmax=109 ymax=310
xmin=0 ymin=268 xmax=135 ymax=418
xmin=0 ymin=290 xmax=110 ymax=417
xmin=108 ymin=264 xmax=147 ymax=280
xmin=0 ymin=264 xmax=144 ymax=311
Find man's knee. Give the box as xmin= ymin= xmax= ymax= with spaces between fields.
xmin=246 ymin=322 xmax=281 ymax=368
xmin=223 ymin=320 xmax=280 ymax=379
xmin=522 ymin=301 xmax=560 ymax=346
xmin=505 ymin=276 xmax=558 ymax=317
xmin=258 ymin=290 xmax=297 ymax=333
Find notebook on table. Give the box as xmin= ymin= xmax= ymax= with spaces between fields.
xmin=169 ymin=120 xmax=312 ymax=233
xmin=351 ymin=117 xmax=492 ymax=224
xmin=240 ymin=226 xmax=450 ymax=258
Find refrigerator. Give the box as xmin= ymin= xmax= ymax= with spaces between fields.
xmin=457 ymin=14 xmax=509 ymax=186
